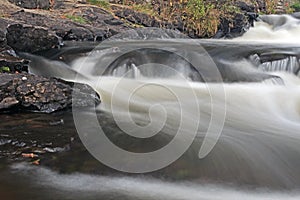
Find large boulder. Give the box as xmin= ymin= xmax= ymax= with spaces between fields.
xmin=8 ymin=0 xmax=50 ymax=9
xmin=6 ymin=23 xmax=60 ymax=53
xmin=1 ymin=25 xmax=29 ymax=73
xmin=8 ymin=7 xmax=129 ymax=42
xmin=0 ymin=73 xmax=100 ymax=113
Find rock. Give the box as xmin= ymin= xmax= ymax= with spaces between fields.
xmin=8 ymin=0 xmax=50 ymax=9
xmin=0 ymin=97 xmax=19 ymax=109
xmin=0 ymin=54 xmax=29 ymax=73
xmin=236 ymin=1 xmax=255 ymax=12
xmin=0 ymin=25 xmax=29 ymax=73
xmin=7 ymin=6 xmax=130 ymax=42
xmin=292 ymin=12 xmax=300 ymax=19
xmin=6 ymin=23 xmax=60 ymax=53
xmin=113 ymin=7 xmax=168 ymax=28
xmin=230 ymin=13 xmax=250 ymax=37
xmin=63 ymin=27 xmax=94 ymax=41
xmin=0 ymin=29 xmax=7 ymax=48
xmin=215 ymin=13 xmax=250 ymax=38
xmin=0 ymin=73 xmax=100 ymax=113
xmin=104 ymin=18 xmax=124 ymax=26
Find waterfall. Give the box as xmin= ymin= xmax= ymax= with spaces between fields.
xmin=259 ymin=56 xmax=300 ymax=74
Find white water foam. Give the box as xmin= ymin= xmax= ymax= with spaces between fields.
xmin=10 ymin=163 xmax=300 ymax=200
xmin=234 ymin=15 xmax=300 ymax=43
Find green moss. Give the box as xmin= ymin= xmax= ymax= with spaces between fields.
xmin=291 ymin=1 xmax=300 ymax=12
xmin=66 ymin=15 xmax=87 ymax=24
xmin=187 ymin=0 xmax=207 ymax=20
xmin=87 ymin=0 xmax=111 ymax=9
xmin=0 ymin=66 xmax=10 ymax=73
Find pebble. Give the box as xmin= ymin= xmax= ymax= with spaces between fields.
xmin=21 ymin=76 xmax=27 ymax=81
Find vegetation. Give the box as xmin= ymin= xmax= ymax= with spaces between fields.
xmin=0 ymin=66 xmax=10 ymax=73
xmin=118 ymin=0 xmax=243 ymax=37
xmin=291 ymin=0 xmax=300 ymax=12
xmin=85 ymin=0 xmax=294 ymax=37
xmin=265 ymin=0 xmax=279 ymax=14
xmin=185 ymin=0 xmax=241 ymax=37
xmin=87 ymin=0 xmax=111 ymax=9
xmin=65 ymin=15 xmax=87 ymax=24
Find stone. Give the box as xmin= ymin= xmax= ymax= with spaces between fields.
xmin=8 ymin=0 xmax=50 ymax=9
xmin=6 ymin=6 xmax=130 ymax=42
xmin=215 ymin=13 xmax=250 ymax=38
xmin=0 ymin=54 xmax=29 ymax=73
xmin=0 ymin=97 xmax=19 ymax=109
xmin=0 ymin=22 xmax=29 ymax=73
xmin=6 ymin=23 xmax=60 ymax=53
xmin=0 ymin=73 xmax=100 ymax=113
xmin=63 ymin=27 xmax=94 ymax=41
xmin=236 ymin=1 xmax=255 ymax=12
xmin=0 ymin=29 xmax=7 ymax=48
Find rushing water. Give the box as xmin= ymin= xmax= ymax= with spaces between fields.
xmin=2 ymin=14 xmax=300 ymax=199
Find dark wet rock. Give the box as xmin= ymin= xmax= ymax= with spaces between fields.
xmin=0 ymin=54 xmax=29 ymax=73
xmin=0 ymin=30 xmax=6 ymax=48
xmin=63 ymin=27 xmax=94 ymax=41
xmin=230 ymin=13 xmax=251 ymax=37
xmin=292 ymin=12 xmax=300 ymax=19
xmin=215 ymin=13 xmax=250 ymax=38
xmin=0 ymin=27 xmax=29 ymax=73
xmin=236 ymin=1 xmax=255 ymax=12
xmin=6 ymin=24 xmax=60 ymax=53
xmin=0 ymin=73 xmax=100 ymax=113
xmin=8 ymin=0 xmax=50 ymax=9
xmin=104 ymin=18 xmax=124 ymax=26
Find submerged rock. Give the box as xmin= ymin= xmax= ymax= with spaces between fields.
xmin=0 ymin=73 xmax=100 ymax=113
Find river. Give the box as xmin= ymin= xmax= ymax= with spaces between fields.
xmin=1 ymin=14 xmax=300 ymax=199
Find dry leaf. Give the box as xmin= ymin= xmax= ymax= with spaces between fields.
xmin=22 ymin=153 xmax=38 ymax=158
xmin=32 ymin=159 xmax=40 ymax=165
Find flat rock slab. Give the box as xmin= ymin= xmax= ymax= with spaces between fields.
xmin=0 ymin=73 xmax=100 ymax=113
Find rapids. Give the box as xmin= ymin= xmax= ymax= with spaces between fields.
xmin=2 ymin=13 xmax=300 ymax=199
